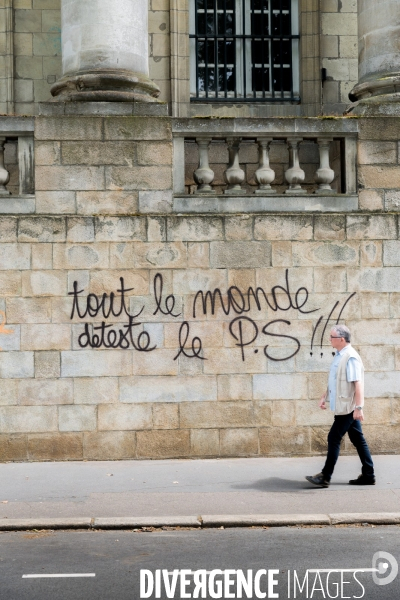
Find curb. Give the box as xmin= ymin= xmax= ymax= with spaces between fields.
xmin=1 ymin=513 xmax=400 ymax=531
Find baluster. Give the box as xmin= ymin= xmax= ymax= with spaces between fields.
xmin=315 ymin=138 xmax=335 ymax=194
xmin=255 ymin=137 xmax=276 ymax=194
xmin=224 ymin=137 xmax=246 ymax=194
xmin=193 ymin=137 xmax=215 ymax=193
xmin=285 ymin=137 xmax=306 ymax=194
xmin=0 ymin=138 xmax=10 ymax=196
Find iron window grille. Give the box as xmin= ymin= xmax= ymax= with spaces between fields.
xmin=189 ymin=0 xmax=300 ymax=102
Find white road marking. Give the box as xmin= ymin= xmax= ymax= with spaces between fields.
xmin=22 ymin=574 xmax=96 ymax=579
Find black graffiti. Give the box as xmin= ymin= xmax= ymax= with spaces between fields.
xmin=69 ymin=278 xmax=143 ymax=320
xmin=229 ymin=317 xmax=259 ymax=361
xmin=173 ymin=321 xmax=205 ymax=361
xmin=192 ymin=269 xmax=319 ymax=318
xmin=77 ymin=316 xmax=157 ymax=351
xmin=262 ymin=319 xmax=301 ymax=362
xmin=153 ymin=273 xmax=181 ymax=318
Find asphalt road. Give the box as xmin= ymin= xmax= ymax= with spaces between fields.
xmin=0 ymin=526 xmax=399 ymax=600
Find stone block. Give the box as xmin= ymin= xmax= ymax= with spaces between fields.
xmin=361 ymin=398 xmax=392 ymax=425
xmin=259 ymin=426 xmax=311 ymax=455
xmin=217 ymin=374 xmax=252 ymax=401
xmin=203 ymin=348 xmax=267 ymax=375
xmin=59 ymin=405 xmax=97 ymax=432
xmin=358 ymin=118 xmax=400 ymax=141
xmin=21 ymin=324 xmax=71 ymax=350
xmin=296 ymin=352 xmax=336 ymax=374
xmin=390 ymin=294 xmax=400 ymax=318
xmin=18 ymin=378 xmax=72 ymax=405
xmin=22 ymin=270 xmax=66 ymax=296
xmin=223 ymin=216 xmax=253 ymax=241
xmin=53 ymin=243 xmax=109 ymax=270
xmin=152 ymin=403 xmax=179 ymax=429
xmin=313 ymin=267 xmax=347 ymax=293
xmin=347 ymin=216 xmax=396 ymax=240
xmin=361 ymin=293 xmax=389 ymax=319
xmin=28 ymin=433 xmax=83 ymax=461
xmin=220 ymin=428 xmax=259 ymax=456
xmin=227 ymin=268 xmax=256 ymax=290
xmin=0 ymin=217 xmax=17 ymax=242
xmin=187 ymin=242 xmax=209 ymax=268
xmin=321 ymin=35 xmax=338 ymax=58
xmin=359 ymin=166 xmax=400 ymax=190
xmin=137 ymin=141 xmax=172 ymax=165
xmin=61 ymin=351 xmax=132 ymax=377
xmin=364 ymin=372 xmax=400 ymax=399
xmin=83 ymin=431 xmax=136 ymax=460
xmin=14 ymin=32 xmax=33 ymax=55
xmin=0 ymin=272 xmax=22 ymax=296
xmin=34 ymin=351 xmax=60 ymax=379
xmin=32 ymin=32 xmax=61 ymax=56
xmin=190 ymin=429 xmax=219 ymax=456
xmin=0 ymin=405 xmax=57 ymax=432
xmin=180 ymin=401 xmax=254 ymax=428
xmin=254 ymin=216 xmax=313 ymax=241
xmin=105 ymin=166 xmax=172 ymax=191
xmin=253 ymin=374 xmax=307 ymax=400
xmin=358 ymin=190 xmax=384 ymax=212
xmin=253 ymin=401 xmax=272 ymax=426
xmin=0 ymin=322 xmax=20 ymax=351
xmin=385 ymin=191 xmax=400 ymax=212
xmin=36 ymin=191 xmax=76 ymax=214
xmin=295 ymin=400 xmax=333 ymax=427
xmin=361 ymin=425 xmax=400 ymax=454
xmin=95 ymin=217 xmax=146 ymax=242
xmin=173 ymin=268 xmax=226 ymax=297
xmin=178 ymin=354 xmax=203 ymax=376
xmin=210 ymin=241 xmax=271 ymax=269
xmin=321 ymin=13 xmax=357 ymax=36
xmin=0 ymin=351 xmax=34 ymax=378
xmin=383 ymin=241 xmax=400 ymax=267
xmin=132 ymin=349 xmax=178 ymax=376
xmin=138 ymin=190 xmax=173 ymax=213
xmin=167 ymin=216 xmax=223 ymax=242
xmin=360 ymin=241 xmax=382 ymax=267
xmin=164 ymin=320 xmax=223 ymax=349
xmin=0 ymin=243 xmax=30 ymax=270
xmin=347 ymin=268 xmax=400 ymax=292
xmin=147 ymin=217 xmax=166 ymax=242
xmin=66 ymin=217 xmax=94 ymax=243
xmin=61 ymin=141 xmax=136 ymax=166
xmin=0 ymin=434 xmax=28 ymax=461
xmin=131 ymin=242 xmax=187 ymax=269
xmin=310 ymin=427 xmax=330 ymax=454
xmin=393 ymin=399 xmax=400 ymax=423
xmin=15 ymin=9 xmax=41 ymax=32
xmin=74 ymin=377 xmax=118 ymax=404
xmin=77 ymin=191 xmax=138 ymax=215
xmin=0 ymin=379 xmax=18 ymax=406
xmin=89 ymin=269 xmax=149 ymax=296
xmin=18 ymin=217 xmax=66 ymax=243
xmin=358 ymin=141 xmax=397 ymax=165
xmin=103 ymin=117 xmax=172 ymax=141
xmin=308 ymin=372 xmax=329 ymax=399
xmin=120 ymin=375 xmax=216 ymax=403
xmin=36 ymin=166 xmax=105 ymax=191
xmin=271 ymin=242 xmax=293 ymax=268
xmin=256 ymin=267 xmax=314 ymax=296
xmin=98 ymin=404 xmax=152 ymax=431
xmin=271 ymin=400 xmax=296 ymax=427
xmin=136 ymin=429 xmax=190 ymax=458
xmin=314 ymin=215 xmax=345 ymax=241
xmin=35 ymin=117 xmax=103 ymax=141
xmin=31 ymin=244 xmax=53 ymax=269
xmin=6 ymin=297 xmax=51 ymax=323
xmin=292 ymin=242 xmax=359 ymax=267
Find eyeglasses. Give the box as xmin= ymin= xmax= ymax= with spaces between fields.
xmin=329 ymin=336 xmax=343 ymax=339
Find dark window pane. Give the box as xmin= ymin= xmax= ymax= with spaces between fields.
xmin=272 ymin=39 xmax=290 ymax=64
xmin=196 ymin=0 xmax=205 ymax=10
xmin=197 ymin=14 xmax=205 ymax=34
xmin=273 ymin=66 xmax=291 ymax=92
xmin=272 ymin=12 xmax=291 ymax=35
xmin=218 ymin=12 xmax=234 ymax=34
xmin=252 ymin=67 xmax=270 ymax=92
xmin=252 ymin=39 xmax=269 ymax=64
xmin=272 ymin=0 xmax=290 ymax=9
xmin=218 ymin=67 xmax=235 ymax=92
xmin=252 ymin=12 xmax=269 ymax=35
xmin=252 ymin=0 xmax=269 ymax=10
xmin=218 ymin=39 xmax=235 ymax=64
xmin=206 ymin=0 xmax=215 ymax=9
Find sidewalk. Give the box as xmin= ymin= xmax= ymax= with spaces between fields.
xmin=0 ymin=455 xmax=399 ymax=528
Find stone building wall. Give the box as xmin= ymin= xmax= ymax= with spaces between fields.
xmin=0 ymin=113 xmax=399 ymax=461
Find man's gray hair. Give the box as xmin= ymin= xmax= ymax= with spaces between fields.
xmin=331 ymin=324 xmax=351 ymax=342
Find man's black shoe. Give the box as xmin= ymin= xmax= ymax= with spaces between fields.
xmin=349 ymin=474 xmax=376 ymax=485
xmin=305 ymin=473 xmax=330 ymax=488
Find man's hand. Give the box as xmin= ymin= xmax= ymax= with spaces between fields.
xmin=319 ymin=394 xmax=327 ymax=410
xmin=353 ymin=408 xmax=364 ymax=422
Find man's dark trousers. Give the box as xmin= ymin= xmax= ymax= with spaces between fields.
xmin=321 ymin=413 xmax=374 ymax=481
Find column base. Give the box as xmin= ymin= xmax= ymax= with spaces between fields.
xmin=347 ymin=74 xmax=400 ymax=115
xmin=51 ymin=69 xmax=161 ymax=103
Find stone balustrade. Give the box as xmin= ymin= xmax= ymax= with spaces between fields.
xmin=0 ymin=117 xmax=35 ymax=214
xmin=172 ymin=118 xmax=358 ymax=213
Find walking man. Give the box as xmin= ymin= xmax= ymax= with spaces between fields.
xmin=306 ymin=324 xmax=375 ymax=488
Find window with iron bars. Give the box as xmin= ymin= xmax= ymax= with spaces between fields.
xmin=189 ymin=0 xmax=300 ymax=102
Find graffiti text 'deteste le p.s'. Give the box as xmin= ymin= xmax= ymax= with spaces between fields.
xmin=69 ymin=271 xmax=356 ymax=362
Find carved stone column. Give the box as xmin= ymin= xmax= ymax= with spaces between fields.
xmin=314 ymin=139 xmax=335 ymax=195
xmin=285 ymin=138 xmax=305 ymax=194
xmin=254 ymin=138 xmax=276 ymax=195
xmin=51 ymin=0 xmax=160 ymax=102
xmin=193 ymin=138 xmax=215 ymax=193
xmin=0 ymin=138 xmax=10 ymax=196
xmin=349 ymin=0 xmax=400 ymax=111
xmin=224 ymin=138 xmax=246 ymax=195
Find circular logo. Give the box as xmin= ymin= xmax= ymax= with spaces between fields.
xmin=372 ymin=551 xmax=398 ymax=586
